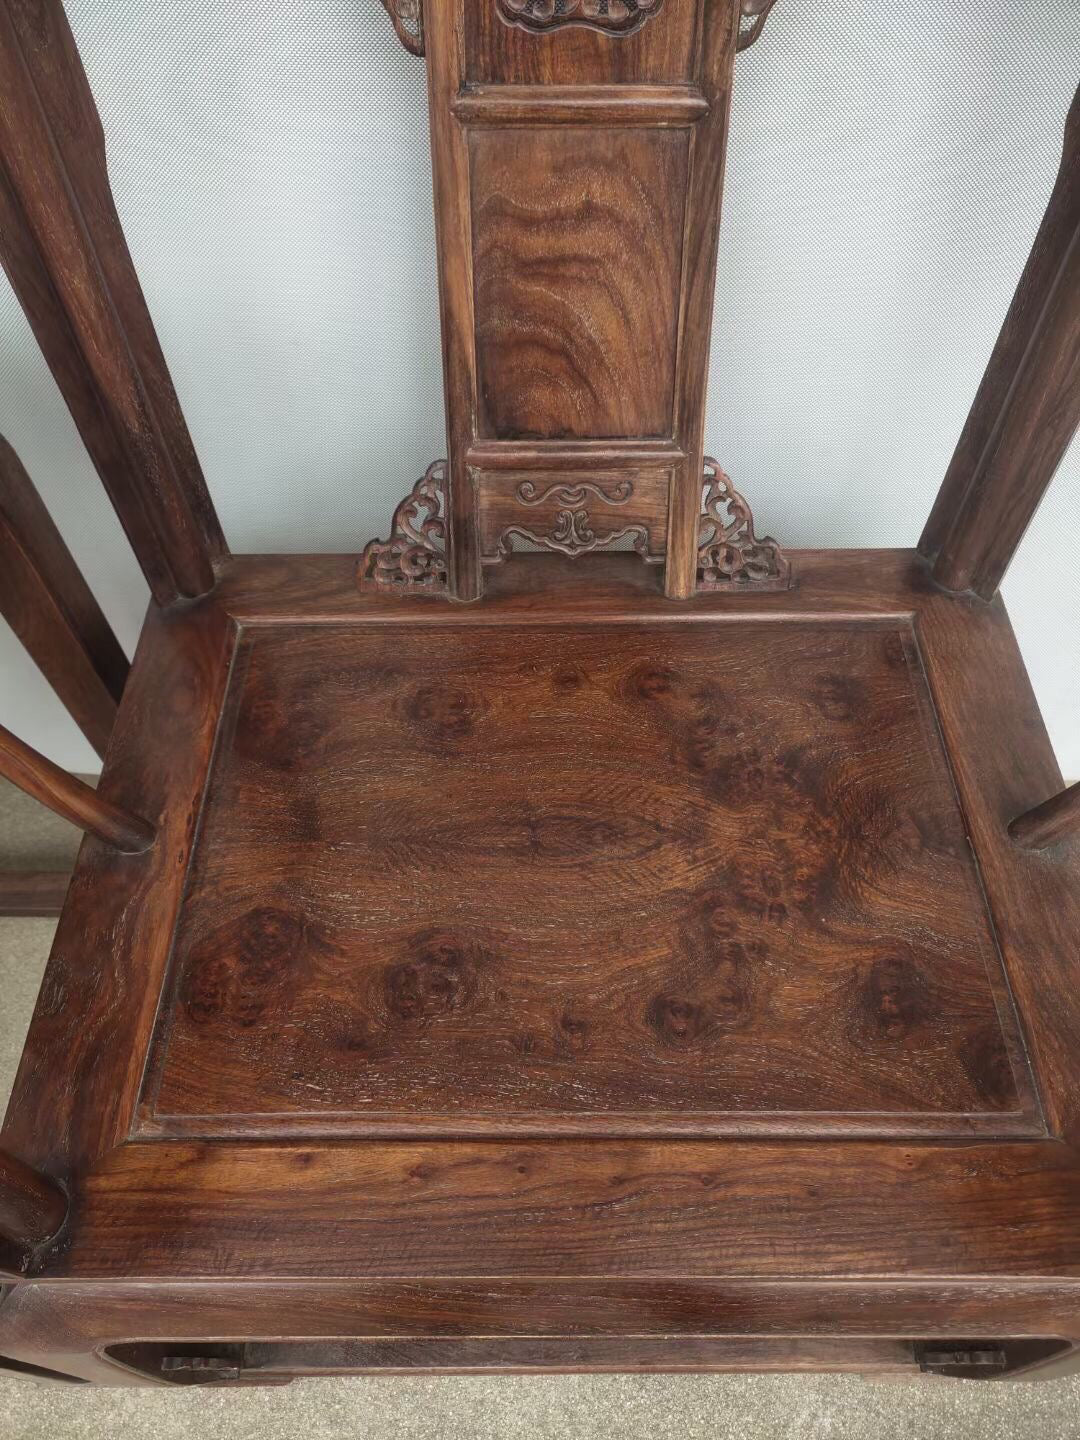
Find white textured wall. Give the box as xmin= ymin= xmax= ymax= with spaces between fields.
xmin=0 ymin=0 xmax=1076 ymax=776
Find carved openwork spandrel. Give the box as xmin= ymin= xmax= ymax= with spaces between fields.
xmin=358 ymin=461 xmax=448 ymax=593
xmin=379 ymin=0 xmax=424 ymax=55
xmin=697 ymin=457 xmax=790 ymax=590
xmin=495 ymin=0 xmax=664 ymax=38
xmin=737 ymin=0 xmax=779 ymax=50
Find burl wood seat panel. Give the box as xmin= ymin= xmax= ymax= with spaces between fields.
xmin=137 ymin=612 xmax=1038 ymax=1139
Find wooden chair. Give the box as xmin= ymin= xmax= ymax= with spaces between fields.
xmin=0 ymin=0 xmax=1078 ymax=1386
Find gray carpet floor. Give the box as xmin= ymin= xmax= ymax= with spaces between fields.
xmin=1 ymin=779 xmax=1078 ymax=1437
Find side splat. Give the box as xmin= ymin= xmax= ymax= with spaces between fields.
xmin=697 ymin=458 xmax=790 ymax=591
xmin=358 ymin=461 xmax=448 ymax=594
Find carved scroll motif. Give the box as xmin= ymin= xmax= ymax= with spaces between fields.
xmin=379 ymin=0 xmax=424 ymax=55
xmin=358 ymin=461 xmax=447 ymax=593
xmin=492 ymin=511 xmax=654 ymax=561
xmin=736 ymin=0 xmax=779 ymax=51
xmin=495 ymin=0 xmax=664 ymax=38
xmin=486 ymin=476 xmax=658 ymax=563
xmin=515 ymin=478 xmax=633 ymax=507
xmin=697 ymin=457 xmax=790 ymax=590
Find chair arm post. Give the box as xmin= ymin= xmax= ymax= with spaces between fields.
xmin=0 ymin=1150 xmax=66 ymax=1277
xmin=0 ymin=723 xmax=154 ymax=854
xmin=1009 ymin=781 xmax=1080 ymax=851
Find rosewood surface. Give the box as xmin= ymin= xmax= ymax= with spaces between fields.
xmin=920 ymin=84 xmax=1080 ymax=597
xmin=1 ymin=0 xmax=1079 ymax=1392
xmin=0 ymin=436 xmax=127 ymax=759
xmin=140 ymin=615 xmax=1034 ymax=1138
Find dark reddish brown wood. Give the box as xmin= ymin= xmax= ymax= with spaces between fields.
xmin=0 ymin=1150 xmax=66 ymax=1277
xmin=0 ymin=1277 xmax=1073 ymax=1384
xmin=920 ymin=85 xmax=1080 ymax=598
xmin=0 ymin=871 xmax=70 ymax=917
xmin=0 ymin=435 xmax=127 ymax=758
xmin=3 ymin=0 xmax=1080 ymax=1391
xmin=471 ymin=126 xmax=688 ymax=440
xmin=139 ymin=613 xmax=1034 ymax=1139
xmin=0 ymin=723 xmax=154 ymax=853
xmin=1009 ymin=782 xmax=1080 ymax=851
xmin=366 ymin=0 xmax=761 ymax=601
xmin=2 ymin=597 xmax=235 ymax=1173
xmin=0 ymin=0 xmax=225 ymax=606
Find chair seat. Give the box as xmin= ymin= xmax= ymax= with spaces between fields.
xmin=3 ymin=547 xmax=1079 ymax=1382
xmin=142 ymin=572 xmax=1031 ymax=1137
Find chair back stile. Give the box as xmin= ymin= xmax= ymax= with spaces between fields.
xmin=0 ymin=0 xmax=227 ymax=606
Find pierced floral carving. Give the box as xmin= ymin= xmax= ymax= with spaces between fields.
xmin=697 ymin=458 xmax=790 ymax=590
xmin=516 ymin=478 xmax=633 ymax=507
xmin=358 ymin=461 xmax=447 ymax=593
xmin=736 ymin=0 xmax=779 ymax=51
xmin=496 ymin=0 xmax=664 ymax=38
xmin=379 ymin=0 xmax=424 ymax=55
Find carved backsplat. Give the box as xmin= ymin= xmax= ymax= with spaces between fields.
xmin=495 ymin=0 xmax=665 ymax=38
xmin=358 ymin=0 xmax=781 ymax=599
xmin=358 ymin=462 xmax=447 ymax=592
xmin=697 ymin=457 xmax=789 ymax=591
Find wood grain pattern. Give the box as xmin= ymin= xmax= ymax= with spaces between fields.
xmin=52 ymin=1138 xmax=1080 ymax=1280
xmin=921 ymin=85 xmax=1080 ymax=597
xmin=0 ymin=723 xmax=153 ymax=853
xmin=0 ymin=871 xmax=70 ymax=917
xmin=1 ymin=597 xmax=235 ymax=1174
xmin=1009 ymin=782 xmax=1080 ymax=852
xmin=0 ymin=1276 xmax=1077 ymax=1384
xmin=667 ymin=0 xmax=739 ymax=596
xmin=138 ymin=616 xmax=1034 ymax=1136
xmin=0 ymin=436 xmax=128 ymax=758
xmin=452 ymin=84 xmax=708 ymax=126
xmin=471 ymin=127 xmax=688 ymax=439
xmin=0 ymin=0 xmax=225 ymax=605
xmin=4 ymin=0 xmax=1080 ymax=1386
